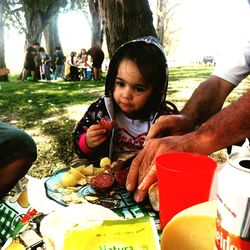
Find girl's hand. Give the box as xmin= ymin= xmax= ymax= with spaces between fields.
xmin=86 ymin=124 xmax=108 ymax=149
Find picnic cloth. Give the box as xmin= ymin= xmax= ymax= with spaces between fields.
xmin=0 ymin=189 xmax=30 ymax=246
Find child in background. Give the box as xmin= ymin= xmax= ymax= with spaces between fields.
xmin=72 ymin=36 xmax=178 ymax=161
xmin=66 ymin=51 xmax=79 ymax=81
xmin=77 ymin=48 xmax=89 ymax=80
xmin=39 ymin=47 xmax=52 ymax=80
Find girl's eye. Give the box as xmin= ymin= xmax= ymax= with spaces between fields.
xmin=115 ymin=81 xmax=125 ymax=87
xmin=134 ymin=86 xmax=146 ymax=93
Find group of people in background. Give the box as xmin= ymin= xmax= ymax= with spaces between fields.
xmin=65 ymin=46 xmax=105 ymax=81
xmin=22 ymin=42 xmax=105 ymax=82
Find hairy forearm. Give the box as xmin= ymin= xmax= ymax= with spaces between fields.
xmin=185 ymin=89 xmax=250 ymax=154
xmin=181 ymin=76 xmax=234 ymax=127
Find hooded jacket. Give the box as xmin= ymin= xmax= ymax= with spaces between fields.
xmin=72 ymin=36 xmax=178 ymax=161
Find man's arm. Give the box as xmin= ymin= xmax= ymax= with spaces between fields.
xmin=146 ymin=75 xmax=235 ymax=139
xmin=181 ymin=75 xmax=235 ymax=126
xmin=127 ymin=85 xmax=250 ymax=202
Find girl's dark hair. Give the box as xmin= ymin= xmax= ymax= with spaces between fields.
xmin=106 ymin=42 xmax=168 ymax=118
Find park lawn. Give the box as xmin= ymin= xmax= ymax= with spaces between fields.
xmin=0 ymin=65 xmax=248 ymax=178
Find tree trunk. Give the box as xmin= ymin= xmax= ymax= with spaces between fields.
xmin=0 ymin=1 xmax=8 ymax=81
xmin=156 ymin=0 xmax=167 ymax=45
xmin=22 ymin=0 xmax=64 ymax=48
xmin=98 ymin=0 xmax=157 ymax=57
xmin=44 ymin=13 xmax=62 ymax=57
xmin=88 ymin=0 xmax=103 ymax=47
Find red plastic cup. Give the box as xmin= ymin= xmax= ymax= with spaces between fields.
xmin=156 ymin=152 xmax=217 ymax=229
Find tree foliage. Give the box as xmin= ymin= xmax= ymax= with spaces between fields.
xmin=2 ymin=0 xmax=68 ymax=47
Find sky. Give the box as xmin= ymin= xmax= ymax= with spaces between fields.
xmin=4 ymin=0 xmax=250 ymax=72
xmin=172 ymin=0 xmax=250 ymax=61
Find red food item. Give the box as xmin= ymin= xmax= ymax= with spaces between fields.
xmin=100 ymin=117 xmax=114 ymax=131
xmin=114 ymin=167 xmax=130 ymax=187
xmin=90 ymin=173 xmax=115 ymax=191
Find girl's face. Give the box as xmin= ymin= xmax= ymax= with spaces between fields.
xmin=113 ymin=59 xmax=153 ymax=118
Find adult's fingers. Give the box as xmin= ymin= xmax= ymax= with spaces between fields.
xmin=133 ymin=164 xmax=157 ymax=202
xmin=146 ymin=122 xmax=162 ymax=140
xmin=126 ymin=149 xmax=145 ymax=192
xmin=146 ymin=115 xmax=173 ymax=140
xmin=137 ymin=164 xmax=157 ymax=191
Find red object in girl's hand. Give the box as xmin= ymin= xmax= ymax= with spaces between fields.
xmin=100 ymin=117 xmax=114 ymax=131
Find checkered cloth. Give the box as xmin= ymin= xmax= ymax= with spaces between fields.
xmin=0 ymin=202 xmax=20 ymax=246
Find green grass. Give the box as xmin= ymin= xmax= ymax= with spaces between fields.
xmin=1 ymin=65 xmax=249 ymax=178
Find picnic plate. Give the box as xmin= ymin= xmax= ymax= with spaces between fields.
xmin=44 ymin=163 xmax=160 ymax=229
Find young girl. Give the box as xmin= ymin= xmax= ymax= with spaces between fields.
xmin=77 ymin=48 xmax=89 ymax=80
xmin=72 ymin=36 xmax=178 ymax=161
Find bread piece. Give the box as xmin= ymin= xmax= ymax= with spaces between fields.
xmin=148 ymin=182 xmax=159 ymax=211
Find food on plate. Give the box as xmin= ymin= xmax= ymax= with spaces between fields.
xmin=69 ymin=167 xmax=85 ymax=180
xmin=40 ymin=204 xmax=120 ymax=250
xmin=100 ymin=157 xmax=111 ymax=168
xmin=61 ymin=173 xmax=77 ymax=187
xmin=59 ymin=163 xmax=106 ymax=189
xmin=93 ymin=167 xmax=106 ymax=175
xmin=53 ymin=155 xmax=134 ymax=206
xmin=99 ymin=117 xmax=114 ymax=131
xmin=113 ymin=167 xmax=130 ymax=187
xmin=148 ymin=182 xmax=159 ymax=211
xmin=75 ymin=164 xmax=94 ymax=176
xmin=160 ymin=200 xmax=216 ymax=250
xmin=61 ymin=193 xmax=87 ymax=204
xmin=89 ymin=173 xmax=115 ymax=192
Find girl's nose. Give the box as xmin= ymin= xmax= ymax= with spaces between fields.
xmin=122 ymin=86 xmax=132 ymax=99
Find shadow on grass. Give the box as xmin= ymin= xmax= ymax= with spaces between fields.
xmin=0 ymin=79 xmax=104 ymax=128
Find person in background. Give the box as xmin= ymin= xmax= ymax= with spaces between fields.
xmin=126 ymin=37 xmax=250 ymax=203
xmin=0 ymin=122 xmax=37 ymax=199
xmin=72 ymin=36 xmax=178 ymax=161
xmin=54 ymin=46 xmax=65 ymax=80
xmin=39 ymin=47 xmax=52 ymax=81
xmin=22 ymin=46 xmax=36 ymax=81
xmin=32 ymin=42 xmax=40 ymax=81
xmin=66 ymin=51 xmax=79 ymax=81
xmin=87 ymin=46 xmax=105 ymax=81
xmin=77 ymin=48 xmax=89 ymax=80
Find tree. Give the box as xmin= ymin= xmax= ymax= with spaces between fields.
xmin=155 ymin=0 xmax=181 ymax=55
xmin=3 ymin=0 xmax=67 ymax=48
xmin=88 ymin=0 xmax=103 ymax=47
xmin=43 ymin=13 xmax=62 ymax=57
xmin=98 ymin=0 xmax=157 ymax=56
xmin=21 ymin=0 xmax=67 ymax=47
xmin=0 ymin=1 xmax=8 ymax=81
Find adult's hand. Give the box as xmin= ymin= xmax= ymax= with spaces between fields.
xmin=146 ymin=114 xmax=195 ymax=140
xmin=126 ymin=134 xmax=198 ymax=202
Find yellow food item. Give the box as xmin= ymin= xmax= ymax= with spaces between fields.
xmin=100 ymin=157 xmax=111 ymax=168
xmin=161 ymin=200 xmax=217 ymax=250
xmin=93 ymin=167 xmax=105 ymax=175
xmin=77 ymin=164 xmax=94 ymax=176
xmin=69 ymin=167 xmax=85 ymax=180
xmin=6 ymin=241 xmax=26 ymax=250
xmin=61 ymin=173 xmax=77 ymax=187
